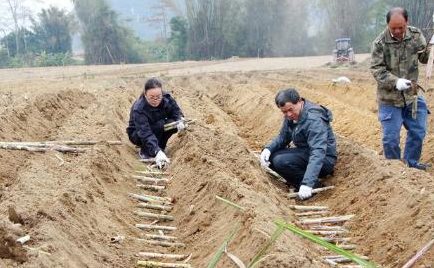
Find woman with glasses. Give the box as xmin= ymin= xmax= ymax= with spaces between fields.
xmin=126 ymin=77 xmax=185 ymax=168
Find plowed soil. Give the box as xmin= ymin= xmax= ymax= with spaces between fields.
xmin=1 ymin=54 xmax=434 ymax=268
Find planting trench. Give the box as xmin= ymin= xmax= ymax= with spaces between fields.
xmin=0 ymin=61 xmax=433 ymax=267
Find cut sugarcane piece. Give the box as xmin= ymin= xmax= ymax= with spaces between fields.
xmin=141 ymin=194 xmax=173 ymax=203
xmin=129 ymin=193 xmax=167 ymax=205
xmin=137 ymin=260 xmax=191 ymax=267
xmin=309 ymin=225 xmax=349 ymax=232
xmin=137 ymin=184 xmax=166 ymax=191
xmin=318 ymin=237 xmax=351 ymax=243
xmin=288 ymin=186 xmax=335 ymax=198
xmin=295 ymin=211 xmax=328 ymax=217
xmin=133 ymin=175 xmax=170 ymax=184
xmin=138 ymin=202 xmax=173 ymax=212
xmin=136 ymin=224 xmax=176 ymax=231
xmin=136 ymin=170 xmax=170 ymax=175
xmin=323 ymin=255 xmax=369 ymax=263
xmin=137 ymin=239 xmax=185 ymax=248
xmin=137 ymin=252 xmax=190 ymax=261
xmin=319 ymin=244 xmax=357 ymax=250
xmin=289 ymin=205 xmax=329 ymax=211
xmin=401 ymin=239 xmax=434 ymax=268
xmin=143 ymin=234 xmax=178 ymax=241
xmin=299 ymin=215 xmax=354 ymax=225
xmin=134 ymin=211 xmax=174 ymax=221
xmin=306 ymin=230 xmax=348 ymax=235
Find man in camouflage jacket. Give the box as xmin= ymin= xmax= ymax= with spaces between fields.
xmin=371 ymin=7 xmax=433 ymax=170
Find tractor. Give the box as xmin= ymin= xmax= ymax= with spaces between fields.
xmin=333 ymin=38 xmax=355 ymax=63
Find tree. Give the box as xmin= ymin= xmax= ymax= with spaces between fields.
xmin=73 ymin=0 xmax=146 ymax=64
xmin=0 ymin=0 xmax=34 ymax=55
xmin=168 ymin=16 xmax=188 ymax=61
xmin=31 ymin=7 xmax=74 ymax=54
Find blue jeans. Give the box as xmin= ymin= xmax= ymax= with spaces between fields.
xmin=378 ymin=96 xmax=428 ymax=167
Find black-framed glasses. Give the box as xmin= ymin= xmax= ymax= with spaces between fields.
xmin=146 ymin=94 xmax=163 ymax=101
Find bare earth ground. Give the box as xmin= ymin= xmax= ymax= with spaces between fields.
xmin=1 ymin=54 xmax=434 ymax=268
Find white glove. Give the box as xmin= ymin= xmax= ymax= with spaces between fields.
xmin=396 ymin=78 xmax=411 ymax=91
xmin=429 ymin=35 xmax=434 ymax=45
xmin=298 ymin=185 xmax=313 ymax=200
xmin=155 ymin=150 xmax=170 ymax=169
xmin=176 ymin=121 xmax=186 ymax=132
xmin=259 ymin=149 xmax=271 ymax=168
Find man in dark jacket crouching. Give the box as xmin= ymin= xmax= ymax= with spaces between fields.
xmin=259 ymin=88 xmax=337 ymax=200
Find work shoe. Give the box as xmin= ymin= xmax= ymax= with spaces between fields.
xmin=411 ymin=163 xmax=431 ymax=171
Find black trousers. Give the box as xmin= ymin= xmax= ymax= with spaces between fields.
xmin=269 ymin=147 xmax=335 ymax=190
xmin=129 ymin=126 xmax=177 ymax=156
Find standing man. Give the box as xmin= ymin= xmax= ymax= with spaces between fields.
xmin=259 ymin=89 xmax=337 ymax=200
xmin=371 ymin=7 xmax=433 ymax=170
xmin=127 ymin=77 xmax=185 ymax=168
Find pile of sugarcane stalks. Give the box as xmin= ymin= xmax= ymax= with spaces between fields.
xmin=290 ymin=205 xmax=373 ymax=267
xmin=164 ymin=119 xmax=196 ymax=132
xmin=0 ymin=140 xmax=122 ymax=154
xmin=129 ymin=164 xmax=192 ymax=267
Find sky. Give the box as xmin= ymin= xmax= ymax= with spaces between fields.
xmin=0 ymin=0 xmax=73 ymax=32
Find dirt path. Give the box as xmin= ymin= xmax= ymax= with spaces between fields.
xmin=1 ymin=55 xmax=433 ymax=267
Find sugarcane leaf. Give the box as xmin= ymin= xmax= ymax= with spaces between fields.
xmin=247 ymin=225 xmax=285 ymax=267
xmin=216 ymin=195 xmax=246 ymax=210
xmin=274 ymin=220 xmax=380 ymax=268
xmin=207 ymin=223 xmax=240 ymax=268
xmin=224 ymin=247 xmax=246 ymax=268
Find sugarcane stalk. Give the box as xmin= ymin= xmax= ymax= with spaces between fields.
xmin=110 ymin=235 xmax=125 ymax=243
xmin=138 ymin=202 xmax=172 ymax=212
xmin=296 ymin=211 xmax=328 ymax=217
xmin=132 ymin=175 xmax=170 ymax=184
xmin=324 ymin=255 xmax=369 ymax=263
xmin=137 ymin=239 xmax=185 ymax=248
xmin=134 ymin=211 xmax=174 ymax=221
xmin=298 ymin=215 xmax=354 ymax=225
xmin=0 ymin=144 xmax=86 ymax=153
xmin=143 ymin=234 xmax=178 ymax=241
xmin=136 ymin=224 xmax=176 ymax=231
xmin=318 ymin=237 xmax=351 ymax=243
xmin=137 ymin=252 xmax=190 ymax=261
xmin=141 ymin=194 xmax=173 ymax=203
xmin=309 ymin=225 xmax=349 ymax=232
xmin=401 ymin=239 xmax=434 ymax=268
xmin=289 ymin=205 xmax=329 ymax=211
xmin=288 ymin=186 xmax=335 ymax=199
xmin=320 ymin=244 xmax=357 ymax=251
xmin=137 ymin=184 xmax=166 ymax=191
xmin=307 ymin=230 xmax=347 ymax=235
xmin=129 ymin=193 xmax=167 ymax=205
xmin=137 ymin=260 xmax=191 ymax=267
xmin=136 ymin=170 xmax=170 ymax=176
xmin=0 ymin=140 xmax=121 ymax=146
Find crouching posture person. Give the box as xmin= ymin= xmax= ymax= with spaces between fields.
xmin=127 ymin=77 xmax=185 ymax=168
xmin=259 ymin=88 xmax=337 ymax=200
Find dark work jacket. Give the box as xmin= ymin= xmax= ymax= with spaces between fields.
xmin=266 ymin=100 xmax=337 ymax=188
xmin=126 ymin=92 xmax=183 ymax=155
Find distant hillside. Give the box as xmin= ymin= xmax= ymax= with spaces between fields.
xmin=107 ymin=0 xmax=184 ymax=40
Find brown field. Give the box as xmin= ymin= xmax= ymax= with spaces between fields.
xmin=1 ymin=53 xmax=434 ymax=268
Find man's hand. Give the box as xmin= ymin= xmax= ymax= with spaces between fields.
xmin=298 ymin=185 xmax=313 ymax=200
xmin=396 ymin=78 xmax=412 ymax=91
xmin=155 ymin=150 xmax=170 ymax=169
xmin=259 ymin=149 xmax=271 ymax=168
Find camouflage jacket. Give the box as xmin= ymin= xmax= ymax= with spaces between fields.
xmin=370 ymin=26 xmax=430 ymax=106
